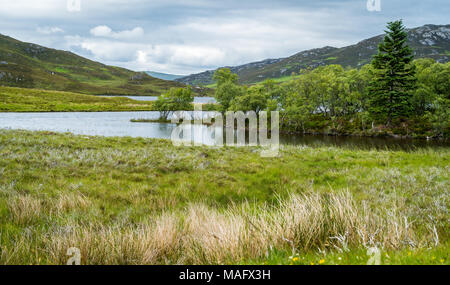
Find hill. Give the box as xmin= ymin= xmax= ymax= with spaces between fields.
xmin=176 ymin=24 xmax=450 ymax=85
xmin=0 ymin=34 xmax=184 ymax=95
xmin=145 ymin=71 xmax=184 ymax=81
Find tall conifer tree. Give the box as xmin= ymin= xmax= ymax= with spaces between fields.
xmin=369 ymin=20 xmax=416 ymax=124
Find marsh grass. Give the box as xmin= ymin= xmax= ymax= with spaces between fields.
xmin=0 ymin=129 xmax=448 ymax=264
xmin=1 ymin=192 xmax=441 ymax=264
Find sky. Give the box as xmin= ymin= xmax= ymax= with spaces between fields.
xmin=0 ymin=0 xmax=448 ymax=75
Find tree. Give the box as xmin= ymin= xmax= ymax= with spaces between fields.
xmin=426 ymin=95 xmax=450 ymax=137
xmin=153 ymin=87 xmax=193 ymax=120
xmin=357 ymin=64 xmax=374 ymax=112
xmin=212 ymin=68 xmax=238 ymax=86
xmin=368 ymin=20 xmax=417 ymax=125
xmin=213 ymin=69 xmax=244 ymax=112
xmin=279 ymin=73 xmax=317 ymax=133
xmin=230 ymin=85 xmax=268 ymax=113
xmin=411 ymin=58 xmax=437 ymax=115
xmin=281 ymin=91 xmax=314 ymax=134
xmin=261 ymin=79 xmax=283 ymax=101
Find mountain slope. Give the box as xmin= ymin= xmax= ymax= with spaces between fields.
xmin=176 ymin=58 xmax=284 ymax=86
xmin=145 ymin=71 xmax=184 ymax=81
xmin=177 ymin=24 xmax=450 ymax=85
xmin=0 ymin=34 xmax=184 ymax=95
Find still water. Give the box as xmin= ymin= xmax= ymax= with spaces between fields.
xmin=0 ymin=112 xmax=448 ymax=150
xmin=100 ymin=95 xmax=216 ymax=104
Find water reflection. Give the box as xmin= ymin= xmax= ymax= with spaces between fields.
xmin=0 ymin=112 xmax=448 ymax=150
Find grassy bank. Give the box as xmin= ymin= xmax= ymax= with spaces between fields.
xmin=0 ymin=129 xmax=448 ymax=264
xmin=0 ymin=86 xmax=157 ymax=112
xmin=130 ymin=118 xmax=172 ymax=123
xmin=130 ymin=118 xmax=214 ymax=126
xmin=0 ymin=86 xmax=218 ymax=112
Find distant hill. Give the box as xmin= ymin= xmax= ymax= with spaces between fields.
xmin=176 ymin=24 xmax=450 ymax=85
xmin=0 ymin=34 xmax=184 ymax=95
xmin=145 ymin=71 xmax=184 ymax=81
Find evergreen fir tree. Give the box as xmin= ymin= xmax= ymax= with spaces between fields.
xmin=369 ymin=20 xmax=417 ymax=125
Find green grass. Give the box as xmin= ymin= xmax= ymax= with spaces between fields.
xmin=0 ymin=129 xmax=448 ymax=264
xmin=0 ymin=86 xmax=157 ymax=112
xmin=244 ymin=243 xmax=450 ymax=265
xmin=205 ymin=75 xmax=300 ymax=89
xmin=204 ymin=83 xmax=217 ymax=89
xmin=130 ymin=118 xmax=172 ymax=123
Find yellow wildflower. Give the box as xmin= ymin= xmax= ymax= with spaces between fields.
xmin=292 ymin=257 xmax=299 ymax=262
xmin=319 ymin=259 xmax=325 ymax=264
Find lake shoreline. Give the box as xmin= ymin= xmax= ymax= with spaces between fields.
xmin=279 ymin=129 xmax=449 ymax=141
xmin=129 ymin=118 xmax=448 ymax=141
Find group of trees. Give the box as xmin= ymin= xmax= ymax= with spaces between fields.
xmin=211 ymin=20 xmax=449 ymax=137
xmin=153 ymin=20 xmax=448 ymax=137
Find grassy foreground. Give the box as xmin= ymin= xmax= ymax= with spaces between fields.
xmin=0 ymin=130 xmax=448 ymax=265
xmin=0 ymin=86 xmax=156 ymax=112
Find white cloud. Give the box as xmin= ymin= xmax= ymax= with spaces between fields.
xmin=136 ymin=45 xmax=226 ymax=68
xmin=0 ymin=0 xmax=64 ymax=18
xmin=90 ymin=25 xmax=144 ymax=39
xmin=36 ymin=26 xmax=64 ymax=34
xmin=90 ymin=25 xmax=112 ymax=37
xmin=78 ymin=40 xmax=140 ymax=61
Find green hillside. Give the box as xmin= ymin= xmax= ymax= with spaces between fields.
xmin=145 ymin=71 xmax=184 ymax=81
xmin=177 ymin=24 xmax=450 ymax=85
xmin=0 ymin=34 xmax=184 ymax=95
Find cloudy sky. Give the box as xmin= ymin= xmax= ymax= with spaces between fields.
xmin=0 ymin=0 xmax=448 ymax=75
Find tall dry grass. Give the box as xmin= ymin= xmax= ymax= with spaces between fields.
xmin=2 ymin=191 xmax=436 ymax=264
xmin=43 ymin=214 xmax=181 ymax=265
xmin=7 ymin=195 xmax=43 ymax=225
xmin=6 ymin=192 xmax=92 ymax=224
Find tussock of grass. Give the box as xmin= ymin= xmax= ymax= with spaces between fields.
xmin=54 ymin=192 xmax=91 ymax=214
xmin=7 ymin=195 xmax=42 ymax=225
